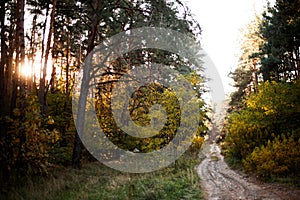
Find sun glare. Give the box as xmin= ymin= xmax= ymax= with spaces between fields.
xmin=21 ymin=53 xmax=53 ymax=81
xmin=21 ymin=59 xmax=32 ymax=78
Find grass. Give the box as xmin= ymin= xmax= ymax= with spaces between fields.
xmin=210 ymin=156 xmax=218 ymax=161
xmin=224 ymin=156 xmax=243 ymax=171
xmin=1 ymin=152 xmax=204 ymax=200
xmin=268 ymin=176 xmax=300 ymax=188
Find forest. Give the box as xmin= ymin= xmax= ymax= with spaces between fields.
xmin=223 ymin=0 xmax=300 ymax=180
xmin=0 ymin=0 xmax=208 ymax=199
xmin=0 ymin=0 xmax=300 ymax=199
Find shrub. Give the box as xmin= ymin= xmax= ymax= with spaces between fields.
xmin=243 ymin=132 xmax=300 ymax=178
xmin=224 ymin=80 xmax=300 ymax=178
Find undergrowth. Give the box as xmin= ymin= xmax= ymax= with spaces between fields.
xmin=1 ymin=151 xmax=204 ymax=200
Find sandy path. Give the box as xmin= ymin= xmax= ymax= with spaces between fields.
xmin=196 ymin=143 xmax=283 ymax=200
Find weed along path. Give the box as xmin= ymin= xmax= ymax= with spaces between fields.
xmin=196 ymin=143 xmax=286 ymax=200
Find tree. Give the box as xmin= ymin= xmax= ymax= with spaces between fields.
xmin=71 ymin=0 xmax=204 ymax=168
xmin=224 ymin=1 xmax=300 ymax=179
xmin=226 ymin=80 xmax=300 ymax=160
xmin=39 ymin=0 xmax=57 ymax=115
xmin=258 ymin=0 xmax=300 ymax=81
xmin=228 ymin=16 xmax=263 ymax=112
xmin=0 ymin=0 xmax=207 ymax=179
xmin=0 ymin=0 xmax=8 ymax=120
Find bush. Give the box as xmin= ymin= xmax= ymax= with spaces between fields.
xmin=243 ymin=132 xmax=300 ymax=178
xmin=224 ymin=80 xmax=300 ymax=179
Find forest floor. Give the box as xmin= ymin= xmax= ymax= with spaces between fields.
xmin=1 ymin=151 xmax=204 ymax=200
xmin=196 ymin=143 xmax=300 ymax=200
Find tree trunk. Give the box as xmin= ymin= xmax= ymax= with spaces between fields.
xmin=252 ymin=59 xmax=258 ymax=93
xmin=6 ymin=23 xmax=14 ymax=116
xmin=39 ymin=1 xmax=52 ymax=114
xmin=17 ymin=0 xmax=26 ymax=171
xmin=0 ymin=0 xmax=8 ymax=115
xmin=11 ymin=0 xmax=22 ymax=116
xmin=72 ymin=0 xmax=100 ymax=169
xmin=0 ymin=0 xmax=8 ymax=182
xmin=28 ymin=14 xmax=37 ymax=91
xmin=295 ymin=47 xmax=300 ymax=78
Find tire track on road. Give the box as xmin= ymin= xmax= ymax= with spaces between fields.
xmin=196 ymin=143 xmax=281 ymax=200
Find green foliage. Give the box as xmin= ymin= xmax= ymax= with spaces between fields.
xmin=228 ymin=16 xmax=263 ymax=112
xmin=225 ymin=80 xmax=300 ymax=178
xmin=229 ymin=0 xmax=300 ymax=114
xmin=1 ymin=95 xmax=60 ymax=176
xmin=224 ymin=0 xmax=300 ymax=183
xmin=256 ymin=0 xmax=300 ymax=81
xmin=243 ymin=132 xmax=300 ymax=178
xmin=1 ymin=154 xmax=204 ymax=200
xmin=189 ymin=136 xmax=204 ymax=155
xmin=1 ymin=0 xmax=207 ymax=184
xmin=96 ymin=81 xmax=207 ymax=155
xmin=46 ymin=91 xmax=75 ymax=146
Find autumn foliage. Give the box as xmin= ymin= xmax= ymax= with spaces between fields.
xmin=225 ymin=0 xmax=300 ymax=180
xmin=225 ymin=80 xmax=300 ymax=178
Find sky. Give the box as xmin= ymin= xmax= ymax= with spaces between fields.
xmin=184 ymin=0 xmax=272 ymax=98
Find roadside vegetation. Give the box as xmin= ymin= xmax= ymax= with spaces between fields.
xmin=223 ymin=0 xmax=300 ymax=185
xmin=1 ymin=146 xmax=204 ymax=200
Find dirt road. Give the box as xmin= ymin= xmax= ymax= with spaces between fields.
xmin=196 ymin=143 xmax=300 ymax=200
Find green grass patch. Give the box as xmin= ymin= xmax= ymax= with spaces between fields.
xmin=1 ymin=152 xmax=204 ymax=200
xmin=224 ymin=156 xmax=243 ymax=170
xmin=210 ymin=156 xmax=219 ymax=161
